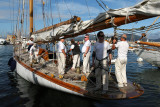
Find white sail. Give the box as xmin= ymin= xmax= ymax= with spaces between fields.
xmin=31 ymin=0 xmax=160 ymax=42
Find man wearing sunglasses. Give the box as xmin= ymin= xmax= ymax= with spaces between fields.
xmin=57 ymin=36 xmax=67 ymax=77
xmin=82 ymin=34 xmax=91 ymax=76
xmin=92 ymin=31 xmax=112 ymax=93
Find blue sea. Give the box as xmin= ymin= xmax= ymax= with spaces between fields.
xmin=0 ymin=45 xmax=160 ymax=107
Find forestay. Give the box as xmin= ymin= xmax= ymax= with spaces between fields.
xmin=31 ymin=0 xmax=160 ymax=42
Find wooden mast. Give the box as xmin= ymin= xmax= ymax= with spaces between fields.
xmin=29 ymin=0 xmax=33 ymax=36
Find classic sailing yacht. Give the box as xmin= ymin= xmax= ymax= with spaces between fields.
xmin=12 ymin=0 xmax=160 ymax=99
xmin=0 ymin=37 xmax=7 ymax=45
xmin=134 ymin=41 xmax=160 ymax=68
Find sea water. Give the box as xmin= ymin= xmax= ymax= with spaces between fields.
xmin=0 ymin=45 xmax=160 ymax=107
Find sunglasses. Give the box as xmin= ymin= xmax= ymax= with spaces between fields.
xmin=98 ymin=35 xmax=104 ymax=37
xmin=84 ymin=37 xmax=88 ymax=38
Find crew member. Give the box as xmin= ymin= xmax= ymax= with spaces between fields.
xmin=112 ymin=34 xmax=129 ymax=88
xmin=27 ymin=37 xmax=34 ymax=51
xmin=92 ymin=31 xmax=112 ymax=93
xmin=57 ymin=36 xmax=67 ymax=76
xmin=139 ymin=33 xmax=148 ymax=42
xmin=29 ymin=43 xmax=39 ymax=66
xmin=68 ymin=39 xmax=81 ymax=71
xmin=82 ymin=34 xmax=91 ymax=75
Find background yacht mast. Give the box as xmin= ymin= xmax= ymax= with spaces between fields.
xmin=29 ymin=0 xmax=33 ymax=36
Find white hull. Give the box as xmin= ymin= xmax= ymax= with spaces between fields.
xmin=134 ymin=48 xmax=160 ymax=68
xmin=16 ymin=60 xmax=84 ymax=97
xmin=14 ymin=55 xmax=144 ymax=99
xmin=0 ymin=38 xmax=6 ymax=45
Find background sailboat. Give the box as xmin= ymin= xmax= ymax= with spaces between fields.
xmin=134 ymin=41 xmax=160 ymax=68
xmin=0 ymin=37 xmax=7 ymax=45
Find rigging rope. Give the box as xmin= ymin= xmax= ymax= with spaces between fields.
xmin=46 ymin=0 xmax=49 ymax=27
xmin=63 ymin=0 xmax=72 ymax=18
xmin=55 ymin=0 xmax=62 ymax=22
xmin=41 ymin=0 xmax=46 ymax=28
xmin=116 ymin=16 xmax=160 ymax=40
xmin=10 ymin=0 xmax=15 ymax=35
xmin=21 ymin=0 xmax=25 ymax=37
xmin=16 ymin=0 xmax=21 ymax=39
xmin=25 ymin=0 xmax=29 ymax=37
xmin=146 ymin=16 xmax=160 ymax=34
xmin=116 ymin=21 xmax=160 ymax=34
xmin=85 ymin=0 xmax=97 ymax=39
xmin=118 ymin=25 xmax=160 ymax=34
xmin=145 ymin=16 xmax=160 ymax=38
xmin=85 ymin=0 xmax=91 ymax=19
xmin=96 ymin=0 xmax=107 ymax=11
xmin=9 ymin=0 xmax=13 ymax=35
xmin=50 ymin=0 xmax=54 ymax=25
xmin=99 ymin=0 xmax=110 ymax=10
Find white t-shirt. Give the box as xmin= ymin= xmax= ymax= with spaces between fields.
xmin=70 ymin=44 xmax=75 ymax=49
xmin=57 ymin=41 xmax=67 ymax=53
xmin=93 ymin=41 xmax=111 ymax=60
xmin=82 ymin=40 xmax=91 ymax=53
xmin=115 ymin=41 xmax=129 ymax=58
xmin=28 ymin=40 xmax=34 ymax=45
xmin=29 ymin=45 xmax=39 ymax=54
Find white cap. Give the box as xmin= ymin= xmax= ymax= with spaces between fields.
xmin=59 ymin=36 xmax=65 ymax=39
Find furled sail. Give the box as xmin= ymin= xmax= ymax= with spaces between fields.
xmin=31 ymin=0 xmax=160 ymax=42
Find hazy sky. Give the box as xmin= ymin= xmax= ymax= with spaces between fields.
xmin=0 ymin=0 xmax=160 ymax=39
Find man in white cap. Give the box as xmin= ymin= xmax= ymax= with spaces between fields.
xmin=112 ymin=34 xmax=129 ymax=88
xmin=29 ymin=43 xmax=39 ymax=66
xmin=82 ymin=34 xmax=91 ymax=75
xmin=92 ymin=31 xmax=112 ymax=93
xmin=57 ymin=36 xmax=67 ymax=76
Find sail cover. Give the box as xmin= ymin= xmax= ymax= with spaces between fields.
xmin=31 ymin=0 xmax=160 ymax=42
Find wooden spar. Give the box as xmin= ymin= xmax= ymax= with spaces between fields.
xmin=64 ymin=14 xmax=153 ymax=38
xmin=29 ymin=0 xmax=33 ymax=35
xmin=135 ymin=41 xmax=160 ymax=47
xmin=32 ymin=16 xmax=81 ymax=34
xmin=34 ymin=14 xmax=155 ymax=43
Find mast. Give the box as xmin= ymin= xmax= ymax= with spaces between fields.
xmin=29 ymin=0 xmax=33 ymax=36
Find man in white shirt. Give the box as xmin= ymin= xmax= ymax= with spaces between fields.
xmin=68 ymin=39 xmax=80 ymax=71
xmin=112 ymin=34 xmax=129 ymax=88
xmin=82 ymin=34 xmax=91 ymax=75
xmin=92 ymin=31 xmax=112 ymax=93
xmin=57 ymin=36 xmax=67 ymax=76
xmin=29 ymin=43 xmax=39 ymax=66
xmin=27 ymin=37 xmax=34 ymax=51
